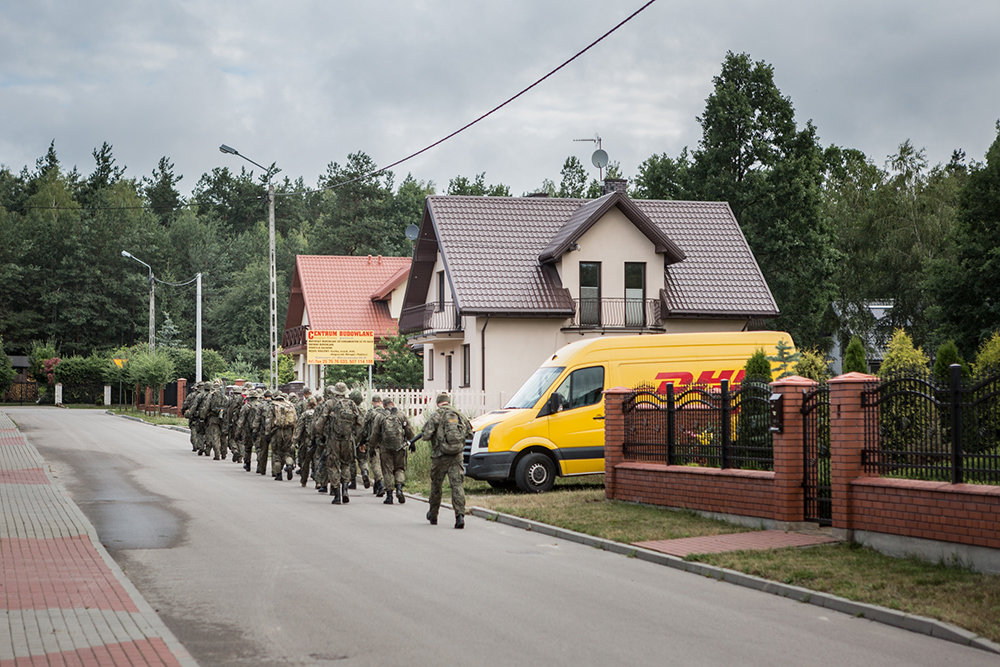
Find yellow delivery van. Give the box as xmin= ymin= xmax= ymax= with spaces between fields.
xmin=465 ymin=331 xmax=794 ymax=492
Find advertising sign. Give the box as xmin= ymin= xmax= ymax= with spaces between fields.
xmin=306 ymin=330 xmax=375 ymax=365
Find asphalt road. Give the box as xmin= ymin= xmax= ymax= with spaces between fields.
xmin=8 ymin=407 xmax=996 ymax=666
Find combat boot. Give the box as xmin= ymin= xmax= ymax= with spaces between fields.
xmin=348 ymin=478 xmax=357 ymax=490
xmin=395 ymin=482 xmax=406 ymax=504
xmin=317 ymin=484 xmax=328 ymax=494
xmin=374 ymin=480 xmax=384 ymax=497
xmin=243 ymin=462 xmax=251 ymax=471
xmin=426 ymin=510 xmax=437 ymax=525
xmin=331 ymin=485 xmax=342 ymax=505
xmin=384 ymin=490 xmax=393 ymax=505
xmin=273 ymin=472 xmax=282 ymax=481
xmin=362 ymin=472 xmax=370 ymax=489
xmin=455 ymin=515 xmax=465 ymax=529
xmin=284 ymin=463 xmax=293 ymax=480
xmin=342 ymin=482 xmax=350 ymax=504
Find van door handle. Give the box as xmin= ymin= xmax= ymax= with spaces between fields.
xmin=593 ymin=415 xmax=604 ymax=421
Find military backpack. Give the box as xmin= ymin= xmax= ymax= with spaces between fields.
xmin=436 ymin=406 xmax=466 ymax=455
xmin=381 ymin=411 xmax=406 ymax=450
xmin=330 ymin=397 xmax=356 ymax=437
xmin=275 ymin=401 xmax=296 ymax=428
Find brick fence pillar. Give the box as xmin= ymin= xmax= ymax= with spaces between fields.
xmin=771 ymin=375 xmax=817 ymax=523
xmin=828 ymin=372 xmax=877 ymax=539
xmin=603 ymin=387 xmax=631 ymax=500
xmin=177 ymin=378 xmax=187 ymax=416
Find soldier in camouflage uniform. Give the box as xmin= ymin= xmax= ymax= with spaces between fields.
xmin=201 ymin=379 xmax=226 ymax=460
xmin=348 ymin=389 xmax=367 ymax=489
xmin=372 ymin=398 xmax=415 ymax=506
xmin=360 ymin=394 xmax=387 ymax=497
xmin=419 ymin=393 xmax=472 ymax=529
xmin=181 ymin=382 xmax=201 ymax=452
xmin=190 ymin=383 xmax=210 ymax=454
xmin=312 ymin=386 xmax=336 ymax=493
xmin=221 ymin=385 xmax=243 ymax=462
xmin=238 ymin=389 xmax=260 ymax=471
xmin=294 ymin=397 xmax=318 ymax=487
xmin=268 ymin=392 xmax=297 ymax=480
xmin=253 ymin=390 xmax=274 ymax=475
xmin=315 ymin=382 xmax=362 ymax=505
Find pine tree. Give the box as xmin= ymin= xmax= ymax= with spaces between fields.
xmin=842 ymin=336 xmax=869 ymax=374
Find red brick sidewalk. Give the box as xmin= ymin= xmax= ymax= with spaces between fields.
xmin=635 ymin=529 xmax=838 ymax=558
xmin=0 ymin=413 xmax=196 ymax=666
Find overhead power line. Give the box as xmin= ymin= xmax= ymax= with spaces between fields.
xmin=11 ymin=0 xmax=658 ymax=211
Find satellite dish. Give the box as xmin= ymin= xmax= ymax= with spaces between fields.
xmin=405 ymin=224 xmax=419 ymax=241
xmin=592 ymin=149 xmax=609 ymax=169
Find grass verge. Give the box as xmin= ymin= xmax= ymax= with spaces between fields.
xmin=110 ymin=407 xmax=187 ymax=427
xmin=690 ymin=544 xmax=1000 ymax=643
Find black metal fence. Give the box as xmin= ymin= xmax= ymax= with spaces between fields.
xmin=3 ymin=380 xmax=39 ymax=404
xmin=622 ymin=380 xmax=774 ymax=471
xmin=862 ymin=365 xmax=1000 ymax=484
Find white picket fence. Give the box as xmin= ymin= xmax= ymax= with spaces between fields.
xmin=354 ymin=388 xmax=508 ymax=427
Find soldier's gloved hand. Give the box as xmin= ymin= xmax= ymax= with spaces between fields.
xmin=408 ymin=438 xmax=417 ymax=453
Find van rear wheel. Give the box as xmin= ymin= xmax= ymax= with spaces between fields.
xmin=515 ymin=453 xmax=556 ymax=493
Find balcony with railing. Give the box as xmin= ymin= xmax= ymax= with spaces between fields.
xmin=399 ymin=302 xmax=462 ymax=335
xmin=282 ymin=324 xmax=309 ymax=349
xmin=565 ymin=297 xmax=663 ymax=330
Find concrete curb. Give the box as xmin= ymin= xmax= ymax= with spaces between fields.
xmin=467 ymin=505 xmax=1000 ymax=656
xmin=110 ymin=412 xmax=998 ymax=656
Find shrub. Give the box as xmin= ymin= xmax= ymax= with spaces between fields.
xmin=127 ymin=350 xmax=176 ymax=395
xmin=879 ymin=329 xmax=930 ymax=377
xmin=843 ymin=336 xmax=869 ymax=374
xmin=973 ymin=331 xmax=1000 ymax=376
xmin=52 ymin=354 xmax=108 ymax=404
xmin=0 ymin=336 xmax=15 ymax=398
xmin=794 ymin=349 xmax=832 ymax=382
xmin=767 ymin=339 xmax=800 ymax=379
xmin=28 ymin=340 xmax=58 ymax=383
xmin=744 ymin=348 xmax=772 ymax=381
xmin=932 ymin=340 xmax=970 ymax=383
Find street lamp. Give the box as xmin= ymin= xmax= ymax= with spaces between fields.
xmin=121 ymin=251 xmax=203 ymax=381
xmin=219 ymin=143 xmax=278 ymax=390
xmin=121 ymin=250 xmax=155 ymax=352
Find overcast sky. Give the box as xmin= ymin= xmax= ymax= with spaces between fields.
xmin=3 ymin=1 xmax=999 ymax=199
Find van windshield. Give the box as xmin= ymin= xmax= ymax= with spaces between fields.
xmin=504 ymin=366 xmax=565 ymax=409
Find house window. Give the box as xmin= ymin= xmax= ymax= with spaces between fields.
xmin=461 ymin=344 xmax=471 ymax=387
xmin=436 ymin=271 xmax=445 ymax=312
xmin=446 ymin=353 xmax=453 ymax=392
xmin=580 ymin=261 xmax=601 ymax=326
xmin=625 ymin=262 xmax=646 ymax=327
xmin=552 ymin=366 xmax=605 ymax=411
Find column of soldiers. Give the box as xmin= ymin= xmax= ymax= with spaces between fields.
xmin=182 ymin=380 xmax=471 ymax=528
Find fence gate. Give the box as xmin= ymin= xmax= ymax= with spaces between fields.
xmin=802 ymin=385 xmax=831 ymax=525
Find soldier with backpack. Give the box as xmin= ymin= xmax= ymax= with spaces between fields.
xmin=268 ymin=392 xmax=298 ymax=480
xmin=360 ymin=394 xmax=387 ymax=497
xmin=316 ymin=382 xmax=362 ymax=505
xmin=371 ymin=397 xmax=415 ymax=505
xmin=253 ymin=390 xmax=274 ymax=475
xmin=201 ymin=380 xmax=227 ymax=460
xmin=294 ymin=396 xmax=318 ymax=487
xmin=418 ymin=393 xmax=472 ymax=529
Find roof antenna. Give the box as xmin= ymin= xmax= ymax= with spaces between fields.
xmin=573 ymin=134 xmax=608 ymax=180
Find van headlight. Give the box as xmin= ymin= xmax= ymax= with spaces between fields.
xmin=473 ymin=424 xmax=495 ymax=452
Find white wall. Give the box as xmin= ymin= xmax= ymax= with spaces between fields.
xmin=387 ymin=279 xmax=408 ymax=319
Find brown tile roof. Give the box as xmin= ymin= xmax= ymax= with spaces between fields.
xmin=285 ymin=255 xmax=412 ymax=339
xmin=409 ymin=194 xmax=777 ymax=319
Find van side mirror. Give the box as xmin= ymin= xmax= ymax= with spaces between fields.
xmin=538 ymin=393 xmax=560 ymax=417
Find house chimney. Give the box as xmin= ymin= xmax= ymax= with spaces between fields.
xmin=602 ymin=178 xmax=628 ymax=196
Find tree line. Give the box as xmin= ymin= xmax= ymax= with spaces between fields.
xmin=2 ymin=50 xmax=999 ymax=383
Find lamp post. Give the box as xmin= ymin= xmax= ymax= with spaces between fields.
xmin=219 ymin=144 xmax=278 ymax=390
xmin=121 ymin=250 xmax=155 ymax=352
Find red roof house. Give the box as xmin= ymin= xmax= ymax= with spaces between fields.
xmin=283 ymin=255 xmax=411 ymax=389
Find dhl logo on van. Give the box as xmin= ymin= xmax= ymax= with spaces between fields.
xmin=655 ymin=370 xmax=746 ymax=394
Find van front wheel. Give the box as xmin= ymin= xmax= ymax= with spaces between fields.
xmin=515 ymin=453 xmax=556 ymax=493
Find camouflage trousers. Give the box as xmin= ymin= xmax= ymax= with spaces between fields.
xmin=379 ymin=447 xmax=408 ymax=486
xmin=324 ymin=437 xmax=354 ymax=485
xmin=428 ymin=452 xmax=465 ymax=518
xmin=298 ymin=437 xmax=317 ymax=486
xmin=204 ymin=419 xmax=222 ymax=459
xmin=241 ymin=431 xmax=255 ymax=467
xmin=313 ymin=442 xmax=327 ymax=487
xmin=255 ymin=431 xmax=270 ymax=474
xmin=270 ymin=426 xmax=296 ymax=476
xmin=188 ymin=420 xmax=199 ymax=451
xmin=367 ymin=447 xmax=383 ymax=483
